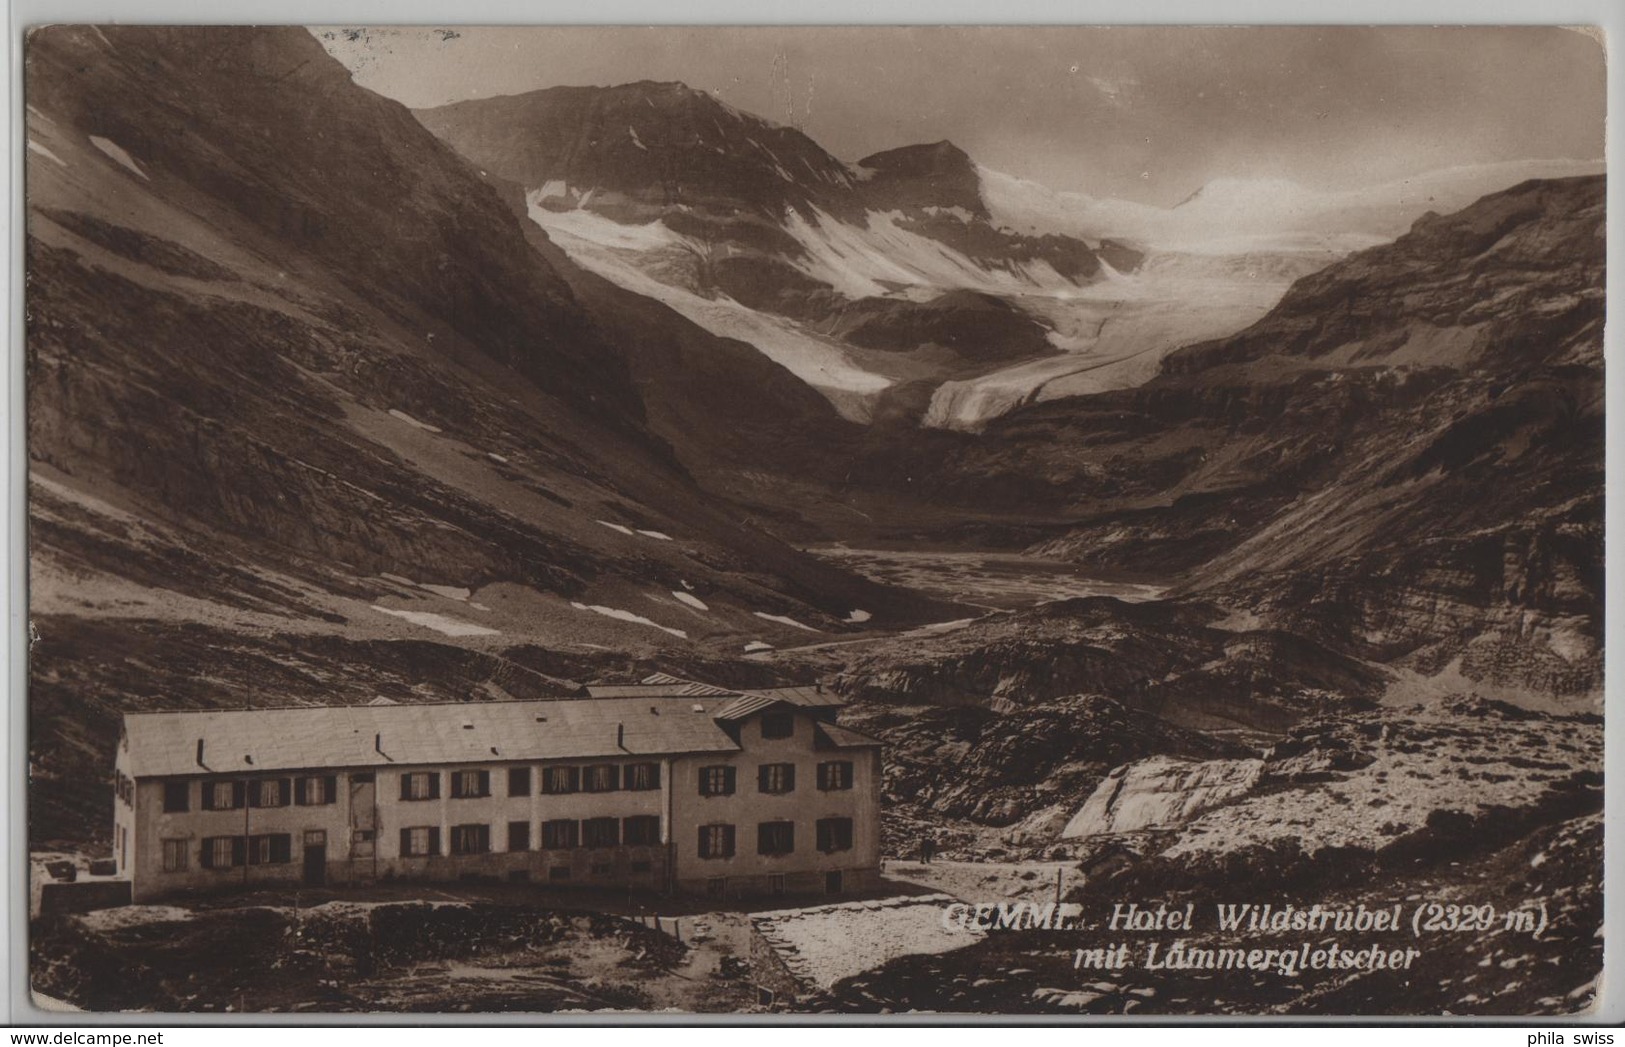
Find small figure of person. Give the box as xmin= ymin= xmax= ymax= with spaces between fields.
xmin=920 ymin=836 xmax=937 ymax=864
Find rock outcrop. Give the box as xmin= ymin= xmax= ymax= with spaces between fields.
xmin=1061 ymin=757 xmax=1264 ymax=838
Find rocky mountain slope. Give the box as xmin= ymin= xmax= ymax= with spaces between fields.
xmin=24 ymin=26 xmax=949 ymax=840
xmin=841 ymin=176 xmax=1604 ymax=702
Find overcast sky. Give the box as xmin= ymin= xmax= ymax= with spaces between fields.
xmin=314 ymin=26 xmax=1604 ymax=206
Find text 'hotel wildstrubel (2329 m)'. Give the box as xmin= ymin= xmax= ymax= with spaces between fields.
xmin=110 ymin=675 xmax=882 ymax=901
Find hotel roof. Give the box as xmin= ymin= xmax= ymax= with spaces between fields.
xmin=121 ymin=697 xmax=748 ymax=779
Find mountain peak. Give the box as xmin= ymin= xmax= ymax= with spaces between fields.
xmin=855 ymin=140 xmax=986 ymax=217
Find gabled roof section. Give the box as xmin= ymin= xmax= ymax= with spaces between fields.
xmin=814 ymin=722 xmax=884 ymax=750
xmin=585 ymin=681 xmax=735 ymax=699
xmin=747 ymin=685 xmax=844 ymax=709
xmin=122 ymin=698 xmax=741 ymax=779
xmin=711 ymin=694 xmax=786 ymax=722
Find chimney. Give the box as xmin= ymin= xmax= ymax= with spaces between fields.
xmin=617 ymin=722 xmax=625 ymax=750
xmin=374 ymin=732 xmax=383 ymax=754
xmin=196 ymin=739 xmax=205 ymax=767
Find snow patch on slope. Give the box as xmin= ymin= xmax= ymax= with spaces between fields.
xmin=88 ymin=136 xmax=148 ymax=180
xmin=28 ymin=140 xmax=66 ymax=167
xmin=570 ymin=602 xmax=688 ymax=639
xmin=753 ymin=611 xmax=820 ymax=633
xmin=388 ymin=408 xmax=442 ymax=433
xmin=780 ymin=206 xmax=1076 ymax=299
xmin=373 ymin=606 xmax=499 ymax=637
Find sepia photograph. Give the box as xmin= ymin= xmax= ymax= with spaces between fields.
xmin=19 ymin=22 xmax=1607 ymax=1019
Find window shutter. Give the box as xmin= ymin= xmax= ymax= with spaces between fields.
xmin=758 ymin=765 xmax=769 ymax=792
xmin=784 ymin=765 xmax=796 ymax=791
xmin=400 ymin=775 xmax=412 ymax=801
xmin=231 ymin=836 xmax=247 ymax=867
xmin=295 ymin=778 xmax=308 ymax=805
xmin=428 ymin=773 xmax=441 ymax=800
xmin=724 ymin=766 xmax=736 ymax=794
xmin=232 ymin=781 xmax=246 ymax=809
xmin=323 ymin=775 xmax=337 ymax=803
xmin=279 ymin=778 xmax=292 ymax=805
xmin=200 ymin=840 xmax=214 ymax=869
xmin=400 ymin=827 xmax=412 ymax=856
xmin=450 ymin=774 xmax=463 ymax=799
xmin=428 ymin=827 xmax=441 ymax=856
xmin=272 ymin=835 xmax=291 ymax=863
xmin=478 ymin=770 xmax=490 ymax=796
xmin=697 ymin=825 xmax=709 ymax=858
xmin=723 ymin=824 xmax=736 ymax=857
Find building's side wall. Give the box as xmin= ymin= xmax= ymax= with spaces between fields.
xmin=669 ymin=713 xmax=881 ymax=897
xmin=375 ymin=758 xmax=668 ymax=890
xmin=112 ymin=734 xmax=136 ymax=885
xmin=129 ymin=776 xmax=352 ymax=901
xmin=129 ymin=757 xmax=675 ymax=900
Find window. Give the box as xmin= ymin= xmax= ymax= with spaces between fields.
xmin=400 ymin=772 xmax=440 ymax=801
xmin=450 ymin=769 xmax=491 ymax=799
xmin=353 ymin=830 xmax=376 ymax=858
xmin=582 ymin=817 xmax=619 ymax=848
xmin=400 ymin=826 xmax=440 ymax=857
xmin=761 ymin=712 xmax=794 ymax=739
xmin=758 ymin=763 xmax=796 ymax=794
xmin=295 ymin=775 xmax=337 ymax=806
xmin=590 ymin=862 xmax=612 ymax=876
xmin=623 ymin=815 xmax=660 ymax=846
xmin=582 ymin=764 xmax=620 ymax=793
xmin=541 ymin=819 xmax=579 ymax=850
xmin=698 ymin=824 xmax=736 ymax=859
xmin=548 ymin=867 xmax=571 ymax=881
xmin=161 ymin=838 xmax=188 ymax=872
xmin=508 ymin=820 xmax=531 ymax=852
xmin=757 ymin=821 xmax=795 ymax=856
xmin=541 ymin=766 xmax=578 ymax=795
xmin=817 ymin=761 xmax=854 ymax=791
xmin=201 ymin=836 xmax=244 ymax=869
xmin=250 ymin=779 xmax=291 ymax=808
xmin=508 ymin=767 xmax=531 ymax=797
xmin=817 ymin=817 xmax=854 ymax=853
xmin=202 ymin=781 xmax=244 ymax=811
xmin=631 ymin=860 xmax=653 ymax=873
xmin=624 ymin=763 xmax=661 ymax=791
xmin=699 ymin=766 xmax=736 ymax=797
xmin=162 ymin=781 xmax=190 ymax=813
xmin=450 ymin=824 xmax=491 ymax=855
xmin=248 ymin=833 xmax=292 ymax=864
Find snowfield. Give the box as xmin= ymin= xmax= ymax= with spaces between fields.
xmin=529 ymin=199 xmax=893 ymax=423
xmin=524 ymin=157 xmax=1601 ymax=431
xmin=373 ymin=606 xmax=499 ymax=637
